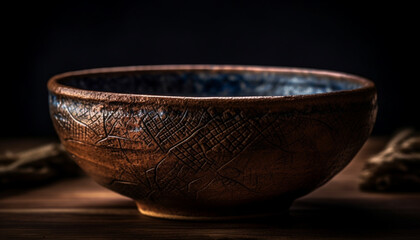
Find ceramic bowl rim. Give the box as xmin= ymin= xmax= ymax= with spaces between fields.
xmin=47 ymin=65 xmax=375 ymax=103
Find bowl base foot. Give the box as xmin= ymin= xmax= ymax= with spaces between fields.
xmin=135 ymin=201 xmax=292 ymax=220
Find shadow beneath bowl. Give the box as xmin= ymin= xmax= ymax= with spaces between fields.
xmin=129 ymin=197 xmax=420 ymax=239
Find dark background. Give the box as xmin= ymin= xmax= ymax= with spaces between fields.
xmin=2 ymin=1 xmax=418 ymax=137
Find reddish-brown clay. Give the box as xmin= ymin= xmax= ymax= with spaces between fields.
xmin=47 ymin=65 xmax=377 ymax=219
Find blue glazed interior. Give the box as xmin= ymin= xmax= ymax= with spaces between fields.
xmin=60 ymin=71 xmax=362 ymax=97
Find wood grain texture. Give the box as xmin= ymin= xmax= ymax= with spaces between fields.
xmin=1 ymin=137 xmax=419 ymax=239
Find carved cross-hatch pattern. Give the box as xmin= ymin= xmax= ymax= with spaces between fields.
xmin=49 ymin=94 xmax=370 ymax=201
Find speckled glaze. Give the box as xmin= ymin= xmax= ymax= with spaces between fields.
xmin=48 ymin=65 xmax=377 ymax=220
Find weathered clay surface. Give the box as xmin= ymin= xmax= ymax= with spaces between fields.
xmin=48 ymin=65 xmax=377 ymax=219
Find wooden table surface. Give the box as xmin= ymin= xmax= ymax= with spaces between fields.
xmin=1 ymin=137 xmax=419 ymax=239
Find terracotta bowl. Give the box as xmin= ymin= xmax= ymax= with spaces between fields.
xmin=48 ymin=65 xmax=377 ymax=220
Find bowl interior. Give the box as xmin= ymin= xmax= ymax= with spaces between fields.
xmin=58 ymin=70 xmax=364 ymax=97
